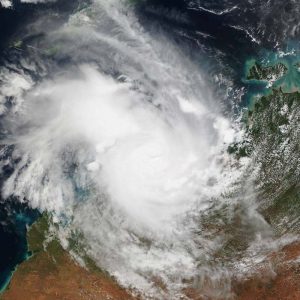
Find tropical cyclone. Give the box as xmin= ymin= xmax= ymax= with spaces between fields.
xmin=0 ymin=1 xmax=300 ymax=300
xmin=0 ymin=1 xmax=241 ymax=298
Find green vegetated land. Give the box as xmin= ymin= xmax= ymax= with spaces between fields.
xmin=247 ymin=62 xmax=288 ymax=81
xmin=244 ymin=60 xmax=300 ymax=234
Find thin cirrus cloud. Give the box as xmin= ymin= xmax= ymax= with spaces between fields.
xmin=0 ymin=1 xmax=248 ymax=298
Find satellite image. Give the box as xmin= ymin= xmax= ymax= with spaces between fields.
xmin=0 ymin=0 xmax=299 ymax=299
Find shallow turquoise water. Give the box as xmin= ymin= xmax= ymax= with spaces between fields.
xmin=0 ymin=204 xmax=39 ymax=292
xmin=243 ymin=41 xmax=300 ymax=109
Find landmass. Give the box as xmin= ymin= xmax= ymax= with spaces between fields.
xmin=247 ymin=62 xmax=288 ymax=82
xmin=294 ymin=62 xmax=300 ymax=71
xmin=233 ymin=240 xmax=300 ymax=300
xmin=2 ymin=204 xmax=300 ymax=300
xmin=1 ymin=216 xmax=135 ymax=300
xmin=228 ymin=60 xmax=300 ymax=299
xmin=2 ymin=60 xmax=300 ymax=300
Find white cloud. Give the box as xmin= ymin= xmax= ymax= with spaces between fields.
xmin=0 ymin=0 xmax=12 ymax=8
xmin=1 ymin=0 xmax=55 ymax=8
xmin=0 ymin=1 xmax=247 ymax=298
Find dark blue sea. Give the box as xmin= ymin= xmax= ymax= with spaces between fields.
xmin=0 ymin=0 xmax=296 ymax=293
xmin=0 ymin=201 xmax=39 ymax=291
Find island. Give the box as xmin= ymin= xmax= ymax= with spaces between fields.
xmin=247 ymin=62 xmax=288 ymax=82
